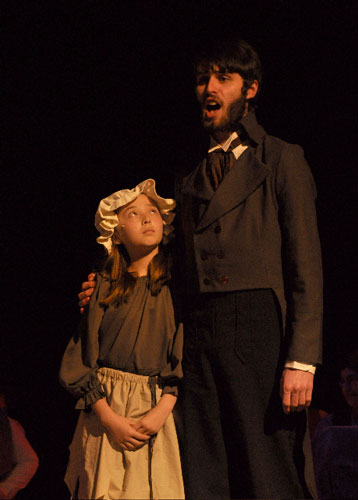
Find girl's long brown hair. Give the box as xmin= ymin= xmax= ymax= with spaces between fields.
xmin=99 ymin=243 xmax=171 ymax=306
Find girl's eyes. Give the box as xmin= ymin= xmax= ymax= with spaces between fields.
xmin=127 ymin=208 xmax=159 ymax=217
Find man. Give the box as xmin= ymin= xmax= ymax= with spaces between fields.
xmin=79 ymin=37 xmax=322 ymax=499
xmin=175 ymin=37 xmax=322 ymax=499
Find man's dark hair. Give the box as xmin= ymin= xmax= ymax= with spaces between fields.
xmin=193 ymin=37 xmax=262 ymax=109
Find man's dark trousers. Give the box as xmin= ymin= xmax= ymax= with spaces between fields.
xmin=181 ymin=289 xmax=311 ymax=499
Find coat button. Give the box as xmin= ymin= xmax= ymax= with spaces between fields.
xmin=219 ymin=275 xmax=229 ymax=284
xmin=200 ymin=250 xmax=208 ymax=260
xmin=203 ymin=278 xmax=211 ymax=285
xmin=214 ymin=225 xmax=221 ymax=234
xmin=216 ymin=250 xmax=225 ymax=259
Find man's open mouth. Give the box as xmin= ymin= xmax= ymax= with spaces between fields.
xmin=203 ymin=101 xmax=221 ymax=121
xmin=205 ymin=100 xmax=221 ymax=112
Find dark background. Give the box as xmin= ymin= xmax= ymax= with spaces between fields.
xmin=2 ymin=1 xmax=357 ymax=498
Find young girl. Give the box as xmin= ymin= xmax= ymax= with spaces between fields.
xmin=59 ymin=179 xmax=185 ymax=500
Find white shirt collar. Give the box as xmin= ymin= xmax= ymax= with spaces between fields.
xmin=208 ymin=131 xmax=248 ymax=160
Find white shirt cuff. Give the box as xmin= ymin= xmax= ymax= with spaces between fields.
xmin=285 ymin=361 xmax=316 ymax=374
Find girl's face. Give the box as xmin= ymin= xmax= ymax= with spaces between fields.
xmin=340 ymin=368 xmax=358 ymax=410
xmin=115 ymin=194 xmax=164 ymax=258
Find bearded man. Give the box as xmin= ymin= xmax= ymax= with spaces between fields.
xmin=175 ymin=37 xmax=322 ymax=499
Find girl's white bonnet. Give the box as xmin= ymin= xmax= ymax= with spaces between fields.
xmin=95 ymin=178 xmax=175 ymax=253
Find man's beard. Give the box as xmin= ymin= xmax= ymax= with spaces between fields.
xmin=202 ymin=93 xmax=247 ymax=134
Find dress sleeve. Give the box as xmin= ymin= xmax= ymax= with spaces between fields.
xmin=159 ymin=287 xmax=184 ymax=397
xmin=160 ymin=322 xmax=184 ymax=397
xmin=275 ymin=143 xmax=323 ymax=365
xmin=0 ymin=418 xmax=39 ymax=500
xmin=58 ymin=274 xmax=109 ymax=409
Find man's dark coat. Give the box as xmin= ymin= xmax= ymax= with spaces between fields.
xmin=177 ymin=111 xmax=323 ymax=365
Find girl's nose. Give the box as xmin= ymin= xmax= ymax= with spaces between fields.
xmin=143 ymin=216 xmax=152 ymax=224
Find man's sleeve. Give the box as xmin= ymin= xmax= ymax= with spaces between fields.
xmin=276 ymin=144 xmax=323 ymax=365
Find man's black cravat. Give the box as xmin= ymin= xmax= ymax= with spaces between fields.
xmin=205 ymin=135 xmax=242 ymax=190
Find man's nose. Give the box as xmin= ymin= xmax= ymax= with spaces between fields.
xmin=206 ymin=75 xmax=219 ymax=94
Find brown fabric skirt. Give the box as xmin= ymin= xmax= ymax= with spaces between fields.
xmin=65 ymin=367 xmax=184 ymax=500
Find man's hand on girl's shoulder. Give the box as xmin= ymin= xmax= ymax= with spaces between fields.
xmin=78 ymin=273 xmax=97 ymax=314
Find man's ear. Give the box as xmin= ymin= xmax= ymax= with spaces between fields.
xmin=246 ymin=79 xmax=259 ymax=100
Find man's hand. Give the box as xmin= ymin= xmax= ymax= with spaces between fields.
xmin=280 ymin=368 xmax=314 ymax=415
xmin=78 ymin=272 xmax=96 ymax=313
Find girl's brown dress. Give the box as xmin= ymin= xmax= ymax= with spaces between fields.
xmin=59 ymin=275 xmax=184 ymax=500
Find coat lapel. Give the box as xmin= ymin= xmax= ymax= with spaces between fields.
xmin=181 ymin=159 xmax=214 ymax=201
xmin=195 ymin=148 xmax=271 ymax=232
